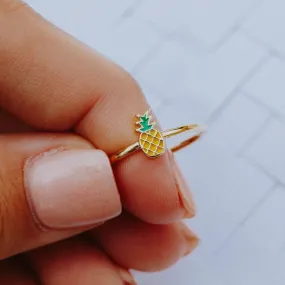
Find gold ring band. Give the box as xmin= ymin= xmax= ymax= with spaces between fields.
xmin=110 ymin=123 xmax=205 ymax=164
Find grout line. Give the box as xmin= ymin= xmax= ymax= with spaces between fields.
xmin=131 ymin=30 xmax=173 ymax=76
xmin=168 ymin=25 xmax=211 ymax=54
xmin=242 ymin=90 xmax=278 ymax=114
xmin=212 ymin=181 xmax=278 ymax=256
xmin=206 ymin=54 xmax=270 ymax=125
xmin=236 ymin=0 xmax=265 ymax=24
xmin=210 ymin=24 xmax=240 ymax=53
xmin=236 ymin=115 xmax=272 ymax=157
xmin=113 ymin=0 xmax=144 ymax=26
xmin=273 ymin=115 xmax=285 ymax=126
xmin=210 ymin=0 xmax=264 ymax=53
xmin=240 ymin=28 xmax=285 ymax=60
xmin=243 ymin=91 xmax=285 ymax=124
xmin=244 ymin=156 xmax=285 ymax=188
xmin=131 ymin=38 xmax=166 ymax=76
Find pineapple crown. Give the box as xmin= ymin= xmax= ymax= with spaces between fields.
xmin=136 ymin=110 xmax=155 ymax=133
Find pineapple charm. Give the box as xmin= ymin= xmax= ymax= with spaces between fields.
xmin=136 ymin=110 xmax=165 ymax=158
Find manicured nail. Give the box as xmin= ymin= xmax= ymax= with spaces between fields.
xmin=117 ymin=267 xmax=137 ymax=285
xmin=168 ymin=151 xmax=196 ymax=218
xmin=25 ymin=149 xmax=121 ymax=229
xmin=179 ymin=223 xmax=199 ymax=256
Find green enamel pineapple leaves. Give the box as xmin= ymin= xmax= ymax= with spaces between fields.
xmin=136 ymin=110 xmax=154 ymax=133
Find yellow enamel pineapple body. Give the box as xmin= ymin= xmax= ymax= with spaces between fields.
xmin=136 ymin=110 xmax=165 ymax=158
xmin=139 ymin=128 xmax=165 ymax=157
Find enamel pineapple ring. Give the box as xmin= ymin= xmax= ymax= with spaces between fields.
xmin=110 ymin=109 xmax=205 ymax=164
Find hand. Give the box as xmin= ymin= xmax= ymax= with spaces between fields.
xmin=0 ymin=1 xmax=199 ymax=284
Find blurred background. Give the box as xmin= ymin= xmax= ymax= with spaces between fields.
xmin=25 ymin=0 xmax=285 ymax=284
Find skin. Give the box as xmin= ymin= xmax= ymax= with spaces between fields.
xmin=0 ymin=1 xmax=199 ymax=284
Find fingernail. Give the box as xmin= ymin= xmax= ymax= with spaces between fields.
xmin=117 ymin=267 xmax=137 ymax=285
xmin=168 ymin=151 xmax=196 ymax=218
xmin=179 ymin=223 xmax=199 ymax=256
xmin=24 ymin=149 xmax=121 ymax=229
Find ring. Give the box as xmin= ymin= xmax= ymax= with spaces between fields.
xmin=110 ymin=109 xmax=205 ymax=164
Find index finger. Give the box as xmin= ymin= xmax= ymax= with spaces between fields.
xmin=0 ymin=0 xmax=195 ymax=223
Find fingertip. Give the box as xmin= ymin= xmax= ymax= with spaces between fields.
xmin=96 ymin=214 xmax=197 ymax=272
xmin=115 ymin=151 xmax=190 ymax=224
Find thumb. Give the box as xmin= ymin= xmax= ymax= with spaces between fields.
xmin=0 ymin=133 xmax=121 ymax=259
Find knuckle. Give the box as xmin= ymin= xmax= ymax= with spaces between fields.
xmin=119 ymin=68 xmax=143 ymax=94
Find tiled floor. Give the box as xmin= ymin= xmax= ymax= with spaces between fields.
xmin=26 ymin=0 xmax=285 ymax=284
